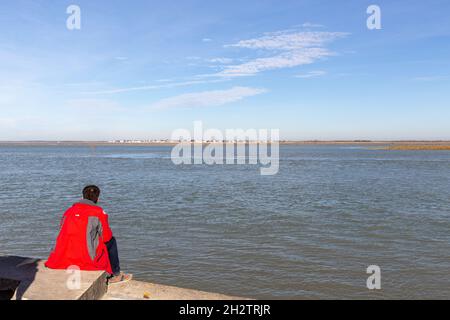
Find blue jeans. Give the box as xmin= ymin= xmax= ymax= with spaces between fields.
xmin=105 ymin=237 xmax=121 ymax=276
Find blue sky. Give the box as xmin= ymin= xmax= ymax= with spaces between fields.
xmin=1 ymin=0 xmax=449 ymax=140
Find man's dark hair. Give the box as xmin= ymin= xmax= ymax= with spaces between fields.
xmin=83 ymin=185 xmax=101 ymax=204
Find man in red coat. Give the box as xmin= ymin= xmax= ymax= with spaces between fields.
xmin=46 ymin=185 xmax=131 ymax=284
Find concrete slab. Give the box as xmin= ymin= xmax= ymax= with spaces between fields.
xmin=1 ymin=256 xmax=247 ymax=300
xmin=104 ymin=280 xmax=246 ymax=300
xmin=0 ymin=256 xmax=107 ymax=300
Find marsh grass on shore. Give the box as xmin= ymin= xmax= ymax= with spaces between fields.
xmin=384 ymin=145 xmax=450 ymax=150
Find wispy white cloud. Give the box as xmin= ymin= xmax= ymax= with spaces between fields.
xmin=295 ymin=70 xmax=327 ymax=78
xmin=149 ymin=86 xmax=267 ymax=110
xmin=227 ymin=31 xmax=347 ymax=51
xmin=412 ymin=75 xmax=448 ymax=82
xmin=300 ymin=22 xmax=325 ymax=29
xmin=84 ymin=78 xmax=227 ymax=95
xmin=63 ymin=81 xmax=105 ymax=87
xmin=82 ymin=30 xmax=347 ymax=95
xmin=216 ymin=30 xmax=348 ymax=77
xmin=218 ymin=49 xmax=332 ymax=77
xmin=0 ymin=117 xmax=16 ymax=128
xmin=66 ymin=98 xmax=122 ymax=111
xmin=202 ymin=38 xmax=213 ymax=42
xmin=155 ymin=78 xmax=174 ymax=83
xmin=208 ymin=57 xmax=234 ymax=64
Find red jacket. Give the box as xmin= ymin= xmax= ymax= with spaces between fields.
xmin=45 ymin=200 xmax=113 ymax=274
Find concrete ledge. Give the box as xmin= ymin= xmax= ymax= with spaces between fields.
xmin=0 ymin=256 xmax=107 ymax=300
xmin=104 ymin=280 xmax=246 ymax=300
xmin=1 ymin=256 xmax=246 ymax=300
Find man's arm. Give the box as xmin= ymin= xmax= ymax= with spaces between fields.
xmin=100 ymin=211 xmax=113 ymax=243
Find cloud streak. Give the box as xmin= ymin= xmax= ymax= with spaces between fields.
xmin=150 ymin=86 xmax=267 ymax=110
xmin=295 ymin=70 xmax=327 ymax=78
xmin=412 ymin=75 xmax=448 ymax=82
xmin=208 ymin=57 xmax=234 ymax=64
xmin=84 ymin=78 xmax=227 ymax=95
xmin=227 ymin=31 xmax=347 ymax=50
xmin=219 ymin=48 xmax=332 ymax=77
xmin=217 ymin=30 xmax=348 ymax=77
xmin=83 ymin=29 xmax=347 ymax=95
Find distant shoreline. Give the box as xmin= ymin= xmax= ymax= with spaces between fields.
xmin=382 ymin=145 xmax=450 ymax=150
xmin=1 ymin=140 xmax=450 ymax=147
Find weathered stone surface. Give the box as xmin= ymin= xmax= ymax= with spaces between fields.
xmin=1 ymin=256 xmax=246 ymax=300
xmin=104 ymin=280 xmax=246 ymax=300
xmin=0 ymin=256 xmax=107 ymax=300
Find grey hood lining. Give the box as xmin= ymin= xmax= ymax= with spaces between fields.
xmin=77 ymin=199 xmax=98 ymax=206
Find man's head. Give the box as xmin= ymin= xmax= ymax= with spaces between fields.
xmin=83 ymin=185 xmax=101 ymax=204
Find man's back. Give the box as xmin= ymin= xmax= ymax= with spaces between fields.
xmin=45 ymin=200 xmax=113 ymax=274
